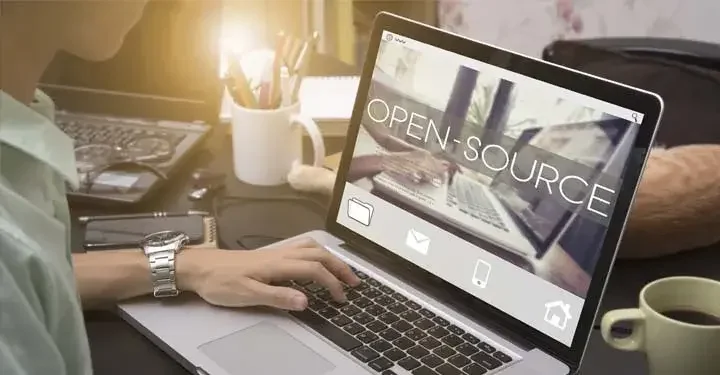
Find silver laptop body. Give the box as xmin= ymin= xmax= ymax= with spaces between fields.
xmin=119 ymin=13 xmax=662 ymax=375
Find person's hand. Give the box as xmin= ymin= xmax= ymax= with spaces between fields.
xmin=432 ymin=152 xmax=462 ymax=186
xmin=382 ymin=150 xmax=451 ymax=186
xmin=177 ymin=238 xmax=360 ymax=311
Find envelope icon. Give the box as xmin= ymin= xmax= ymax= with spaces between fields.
xmin=406 ymin=229 xmax=430 ymax=255
xmin=347 ymin=198 xmax=374 ymax=226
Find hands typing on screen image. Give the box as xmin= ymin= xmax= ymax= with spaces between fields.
xmin=347 ymin=120 xmax=460 ymax=186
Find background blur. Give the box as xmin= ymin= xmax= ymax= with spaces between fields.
xmin=221 ymin=0 xmax=720 ymax=68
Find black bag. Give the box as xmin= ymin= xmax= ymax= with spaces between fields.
xmin=543 ymin=40 xmax=720 ymax=148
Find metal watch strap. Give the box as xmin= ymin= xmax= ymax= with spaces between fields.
xmin=149 ymin=250 xmax=179 ymax=298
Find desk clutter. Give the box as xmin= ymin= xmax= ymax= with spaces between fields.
xmin=59 ymin=111 xmax=209 ymax=206
xmin=224 ymin=30 xmax=328 ymax=187
xmin=79 ymin=212 xmax=217 ymax=251
xmin=223 ymin=31 xmax=319 ymax=110
xmin=218 ymin=30 xmax=359 ymax=137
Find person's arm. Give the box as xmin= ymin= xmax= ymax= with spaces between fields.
xmin=74 ymin=237 xmax=361 ymax=310
xmin=346 ymin=154 xmax=385 ymax=182
xmin=363 ymin=121 xmax=419 ymax=153
xmin=72 ymin=251 xmax=151 ymax=308
xmin=1 ymin=230 xmax=92 ymax=375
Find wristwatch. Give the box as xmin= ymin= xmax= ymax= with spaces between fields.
xmin=140 ymin=230 xmax=190 ymax=298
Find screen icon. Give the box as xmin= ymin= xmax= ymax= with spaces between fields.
xmin=405 ymin=229 xmax=430 ymax=255
xmin=347 ymin=198 xmax=374 ymax=226
xmin=471 ymin=259 xmax=492 ymax=288
xmin=544 ymin=301 xmax=572 ymax=331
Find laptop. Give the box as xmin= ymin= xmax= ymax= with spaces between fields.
xmin=119 ymin=13 xmax=662 ymax=375
xmin=38 ymin=0 xmax=222 ymax=206
xmin=371 ymin=119 xmax=628 ymax=262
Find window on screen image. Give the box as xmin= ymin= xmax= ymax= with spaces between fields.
xmin=345 ymin=39 xmax=634 ymax=298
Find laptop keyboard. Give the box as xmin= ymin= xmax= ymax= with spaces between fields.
xmin=56 ymin=116 xmax=186 ymax=151
xmin=287 ymin=268 xmax=517 ymax=375
xmin=448 ymin=179 xmax=508 ymax=232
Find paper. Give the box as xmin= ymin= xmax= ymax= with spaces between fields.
xmin=405 ymin=228 xmax=430 ymax=255
xmin=299 ymin=76 xmax=359 ymax=121
xmin=347 ymin=197 xmax=374 ymax=226
xmin=93 ymin=172 xmax=140 ymax=188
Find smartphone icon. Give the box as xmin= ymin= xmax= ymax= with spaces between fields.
xmin=472 ymin=259 xmax=492 ymax=288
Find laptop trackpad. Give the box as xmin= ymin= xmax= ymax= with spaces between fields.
xmin=198 ymin=321 xmax=335 ymax=375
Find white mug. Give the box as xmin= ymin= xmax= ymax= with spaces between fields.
xmin=601 ymin=276 xmax=720 ymax=375
xmin=231 ymin=101 xmax=325 ymax=186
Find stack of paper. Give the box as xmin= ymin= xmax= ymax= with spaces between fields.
xmin=299 ymin=76 xmax=360 ymax=137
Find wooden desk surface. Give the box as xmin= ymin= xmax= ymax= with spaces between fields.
xmin=324 ymin=152 xmax=343 ymax=170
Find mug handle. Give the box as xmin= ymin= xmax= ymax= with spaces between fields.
xmin=600 ymin=308 xmax=646 ymax=352
xmin=290 ymin=114 xmax=326 ymax=167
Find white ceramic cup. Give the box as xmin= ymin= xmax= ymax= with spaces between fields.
xmin=231 ymin=101 xmax=325 ymax=186
xmin=601 ymin=276 xmax=720 ymax=375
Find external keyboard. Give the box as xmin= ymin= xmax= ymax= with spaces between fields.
xmin=56 ymin=115 xmax=186 ymax=152
xmin=287 ymin=267 xmax=517 ymax=375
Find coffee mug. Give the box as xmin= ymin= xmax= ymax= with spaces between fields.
xmin=231 ymin=100 xmax=325 ymax=186
xmin=601 ymin=276 xmax=720 ymax=375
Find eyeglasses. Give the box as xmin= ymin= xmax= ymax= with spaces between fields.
xmin=74 ymin=141 xmax=172 ymax=193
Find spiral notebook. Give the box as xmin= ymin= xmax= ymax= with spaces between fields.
xmin=298 ymin=76 xmax=359 ymax=137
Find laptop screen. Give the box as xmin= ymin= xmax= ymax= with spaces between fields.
xmin=336 ymin=30 xmax=644 ymax=346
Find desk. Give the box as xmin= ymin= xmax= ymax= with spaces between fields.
xmin=77 ymin=55 xmax=720 ymax=375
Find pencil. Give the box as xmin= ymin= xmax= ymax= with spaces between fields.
xmin=269 ymin=31 xmax=286 ymax=108
xmin=291 ymin=32 xmax=320 ymax=102
xmin=281 ymin=34 xmax=294 ymax=66
xmin=287 ymin=36 xmax=304 ymax=70
xmin=229 ymin=57 xmax=257 ymax=109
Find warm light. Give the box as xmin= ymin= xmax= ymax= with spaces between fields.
xmin=219 ymin=30 xmax=256 ymax=77
xmin=219 ymin=10 xmax=269 ymax=79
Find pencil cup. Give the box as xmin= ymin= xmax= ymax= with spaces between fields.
xmin=231 ymin=101 xmax=325 ymax=186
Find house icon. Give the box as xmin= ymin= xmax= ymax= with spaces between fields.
xmin=544 ymin=301 xmax=572 ymax=331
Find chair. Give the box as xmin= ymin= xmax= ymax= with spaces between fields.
xmin=543 ymin=37 xmax=720 ymax=259
xmin=543 ymin=37 xmax=720 ymax=73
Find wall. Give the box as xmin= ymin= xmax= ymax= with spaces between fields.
xmin=438 ymin=0 xmax=720 ymax=57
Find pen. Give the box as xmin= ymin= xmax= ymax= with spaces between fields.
xmin=292 ymin=41 xmax=310 ymax=74
xmin=280 ymin=65 xmax=292 ymax=107
xmin=258 ymin=63 xmax=273 ymax=108
xmin=78 ymin=210 xmax=209 ymax=224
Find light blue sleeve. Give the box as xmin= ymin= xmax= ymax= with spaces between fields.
xmin=0 ymin=228 xmax=87 ymax=375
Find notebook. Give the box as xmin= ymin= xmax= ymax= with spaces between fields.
xmin=298 ymin=76 xmax=359 ymax=136
xmin=220 ymin=76 xmax=359 ymax=138
xmin=106 ymin=216 xmax=218 ymax=251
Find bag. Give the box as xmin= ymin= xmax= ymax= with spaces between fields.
xmin=543 ymin=40 xmax=720 ymax=148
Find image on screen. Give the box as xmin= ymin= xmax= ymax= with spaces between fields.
xmin=337 ymin=31 xmax=641 ymax=345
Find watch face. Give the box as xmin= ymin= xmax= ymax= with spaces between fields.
xmin=144 ymin=230 xmax=188 ymax=247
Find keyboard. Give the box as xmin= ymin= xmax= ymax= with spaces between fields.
xmin=287 ymin=267 xmax=518 ymax=375
xmin=56 ymin=115 xmax=187 ymax=155
xmin=448 ymin=179 xmax=509 ymax=233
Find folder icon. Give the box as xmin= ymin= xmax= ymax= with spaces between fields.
xmin=347 ymin=198 xmax=374 ymax=226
